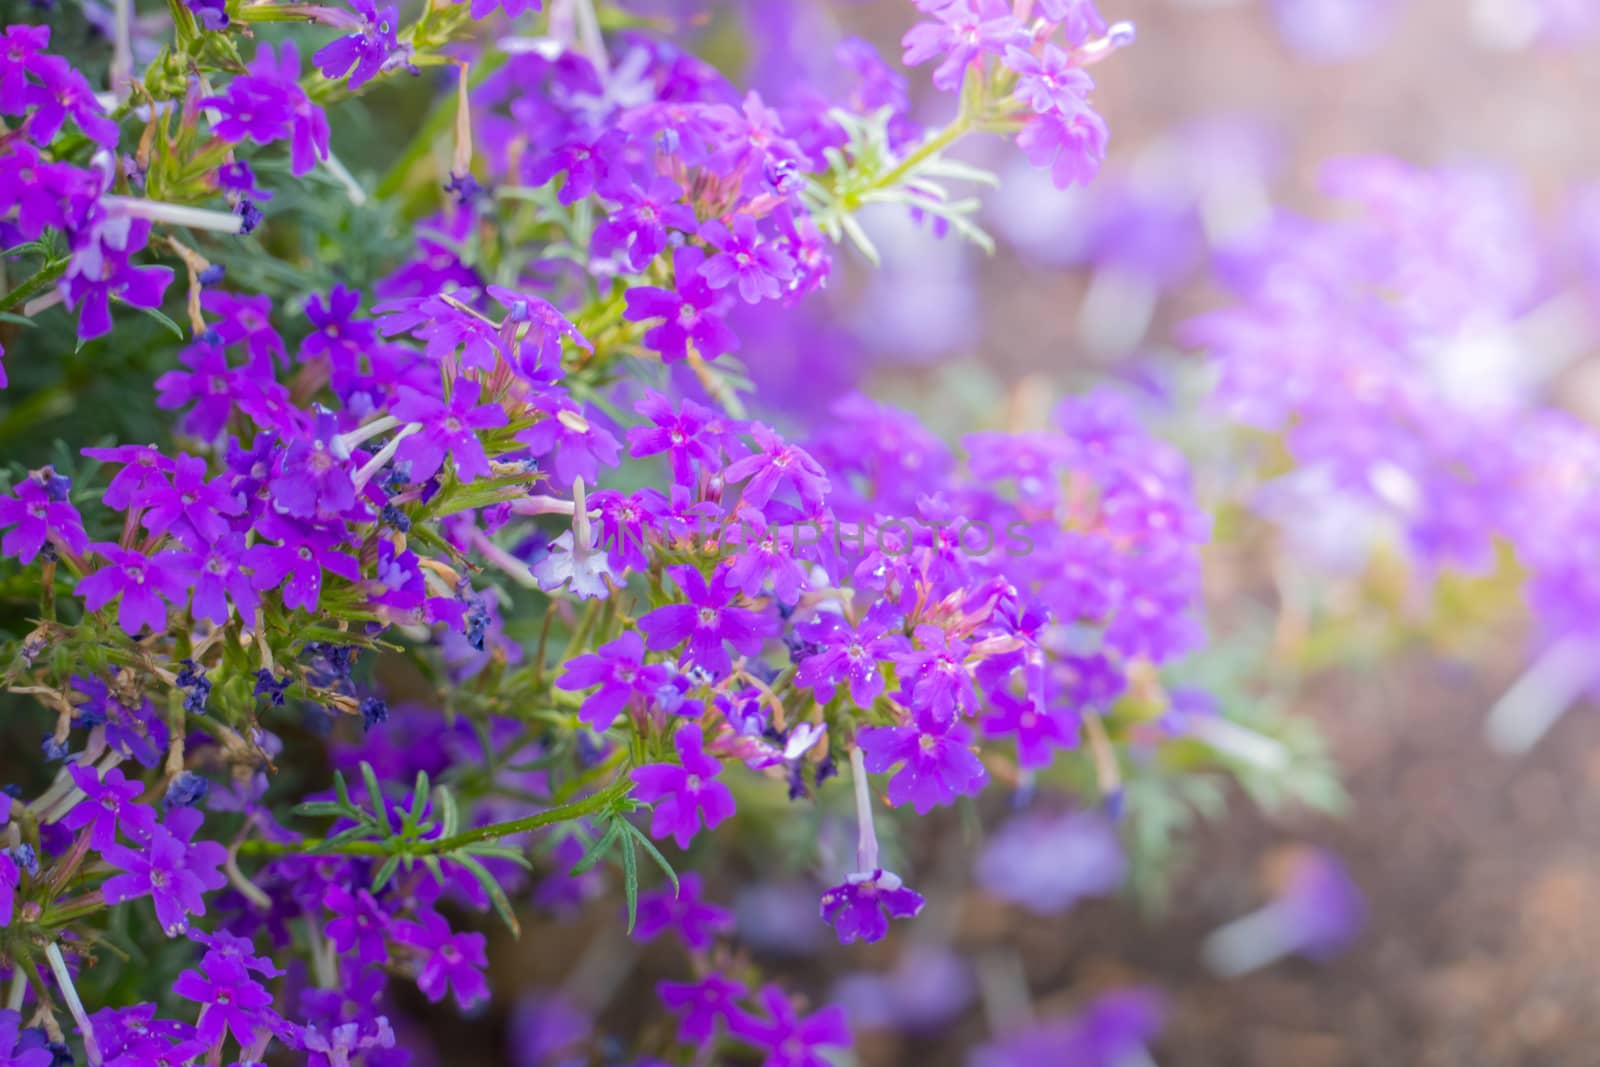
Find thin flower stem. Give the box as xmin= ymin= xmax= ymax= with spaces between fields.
xmin=850 ymin=747 xmax=879 ymax=873
xmin=45 ymin=943 xmax=103 ymax=1067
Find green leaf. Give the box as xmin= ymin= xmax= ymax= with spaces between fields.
xmin=619 ymin=827 xmax=639 ymax=934
xmin=333 ymin=770 xmax=354 ymax=811
xmin=437 ymin=784 xmax=461 ymax=839
xmin=453 ymin=853 xmax=522 ymax=937
xmin=361 ymin=762 xmax=393 ymax=837
xmin=463 ymin=843 xmax=532 ymax=868
xmin=292 ymin=801 xmax=355 ymax=819
xmin=110 ymin=296 xmax=186 ymax=340
xmin=621 ymin=822 xmax=677 ymax=897
xmin=567 ymin=821 xmax=621 ymax=878
xmin=372 ymin=854 xmax=402 ymax=892
xmin=401 ymin=771 xmax=431 ymax=837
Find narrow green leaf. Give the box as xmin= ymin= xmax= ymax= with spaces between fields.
xmin=292 ymin=801 xmax=354 ymax=819
xmin=620 ymin=830 xmax=639 ymax=934
xmin=567 ymin=821 xmax=620 ymax=878
xmin=361 ymin=762 xmax=393 ymax=836
xmin=402 ymin=771 xmax=431 ymax=837
xmin=437 ymin=785 xmax=460 ymax=839
xmin=453 ymin=853 xmax=522 ymax=938
xmin=372 ymin=854 xmax=402 ymax=891
xmin=333 ymin=771 xmax=353 ymax=810
xmin=621 ymin=822 xmax=678 ymax=897
xmin=111 ymin=296 xmax=186 ymax=339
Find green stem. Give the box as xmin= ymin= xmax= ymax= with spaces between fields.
xmin=237 ymin=776 xmax=632 ymax=858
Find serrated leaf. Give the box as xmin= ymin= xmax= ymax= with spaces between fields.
xmin=453 ymin=853 xmax=522 ymax=937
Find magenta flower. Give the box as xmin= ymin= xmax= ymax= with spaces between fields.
xmin=84 ymin=444 xmax=176 ymax=510
xmin=167 ymin=533 xmax=260 ymax=625
xmin=820 ymin=869 xmax=925 ymax=945
xmin=0 ymin=852 xmax=18 ymax=929
xmin=894 ymin=625 xmax=978 ymax=722
xmin=205 ymin=41 xmax=330 ymax=176
xmin=525 ymin=137 xmax=615 ymax=205
xmin=793 ymin=612 xmax=908 ymax=708
xmin=23 ymin=53 xmax=119 ymax=146
xmin=312 ymin=0 xmax=404 ymax=90
xmin=516 ymin=400 xmax=621 ymax=487
xmin=630 ymin=724 xmax=736 ymax=849
xmin=632 ymin=871 xmax=734 ymax=951
xmin=1016 ymin=105 xmax=1109 ymax=190
xmin=723 ymin=423 xmax=829 ymax=513
xmin=638 ymin=565 xmax=776 ymax=677
xmin=0 ymin=1008 xmax=53 ymax=1067
xmin=77 ymin=543 xmax=191 ymax=634
xmin=626 ymin=390 xmax=728 ymax=485
xmin=270 ymin=408 xmax=357 ymax=520
xmin=487 ymin=284 xmax=591 ymax=380
xmin=1004 ymin=44 xmax=1095 ymax=114
xmin=623 ymin=247 xmax=739 ymax=364
xmin=301 ymin=284 xmax=375 ymax=373
xmin=102 ymin=810 xmax=227 ymax=936
xmin=658 ymin=974 xmax=745 ymax=1047
xmin=698 ymin=215 xmax=796 ymax=304
xmin=593 ymin=177 xmax=698 ymax=271
xmin=173 ymin=951 xmax=274 ymax=1045
xmin=728 ymin=984 xmax=851 ymax=1067
xmin=59 ymin=764 xmax=159 ymax=848
xmin=322 ymin=885 xmax=391 ymax=962
xmin=902 ymin=0 xmax=1023 ymax=91
xmin=556 ymin=631 xmax=670 ymax=731
xmin=135 ymin=454 xmax=244 ymax=547
xmin=244 ymin=519 xmax=361 ymax=613
xmin=391 ymin=380 xmax=509 ymax=483
xmin=0 ymin=475 xmax=88 ymax=563
xmin=393 ymin=910 xmax=489 ymax=1009
xmin=857 ymin=712 xmax=988 ymax=814
xmin=981 ymin=691 xmax=1078 ymax=768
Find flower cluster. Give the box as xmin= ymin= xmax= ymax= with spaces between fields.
xmin=0 ymin=0 xmax=1357 ymax=1063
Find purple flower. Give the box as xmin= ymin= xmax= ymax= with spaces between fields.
xmin=594 ymin=177 xmax=698 ymax=271
xmin=394 ymin=910 xmax=489 ymax=1009
xmin=981 ymin=691 xmax=1077 ymax=768
xmin=0 ymin=852 xmax=18 ymax=929
xmin=84 ymin=444 xmax=176 ymax=509
xmin=971 ymin=988 xmax=1164 ymax=1067
xmin=556 ymin=631 xmax=669 ymax=731
xmin=173 ymin=951 xmax=274 ymax=1045
xmin=724 ymin=509 xmax=809 ymax=605
xmin=894 ymin=625 xmax=978 ymax=723
xmin=626 ymin=390 xmax=727 ymax=485
xmin=659 ymin=974 xmax=745 ymax=1047
xmin=1016 ymin=105 xmax=1109 ymax=190
xmin=857 ymin=713 xmax=987 ymax=814
xmin=517 ymin=400 xmax=621 ymax=487
xmin=638 ymin=565 xmax=776 ymax=677
xmin=23 ymin=53 xmax=119 ymax=146
xmin=487 ymin=284 xmax=591 ymax=381
xmin=1203 ymin=848 xmax=1367 ymax=976
xmin=167 ymin=533 xmax=260 ymax=625
xmin=102 ymin=809 xmax=227 ymax=936
xmin=792 ymin=612 xmax=907 ymax=708
xmin=271 ymin=408 xmax=357 ymax=520
xmin=1004 ymin=44 xmax=1095 ymax=114
xmin=623 ymin=247 xmax=739 ymax=364
xmin=976 ymin=809 xmax=1124 ymax=915
xmin=728 ymin=985 xmax=851 ymax=1067
xmin=0 ymin=475 xmax=89 ymax=563
xmin=0 ymin=1010 xmax=51 ymax=1067
xmin=135 ymin=454 xmax=244 ymax=547
xmin=313 ymin=0 xmax=404 ymax=89
xmin=632 ymin=871 xmax=733 ymax=951
xmin=323 ymin=885 xmax=390 ymax=962
xmin=533 ymin=530 xmax=616 ymax=601
xmin=301 ymin=284 xmax=375 ymax=374
xmin=820 ymin=869 xmax=925 ymax=945
xmin=244 ymin=519 xmax=361 ymax=613
xmin=525 ymin=136 xmax=616 ymax=205
xmin=630 ymin=724 xmax=736 ymax=850
xmin=902 ymin=0 xmax=1023 ymax=91
xmin=59 ymin=764 xmax=159 ymax=848
xmin=723 ymin=423 xmax=829 ymax=513
xmin=188 ymin=0 xmax=230 ymax=30
xmin=391 ymin=380 xmax=509 ymax=483
xmin=78 ymin=543 xmax=190 ymax=634
xmin=698 ymin=215 xmax=796 ymax=304
xmin=206 ymin=42 xmax=331 ymax=176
